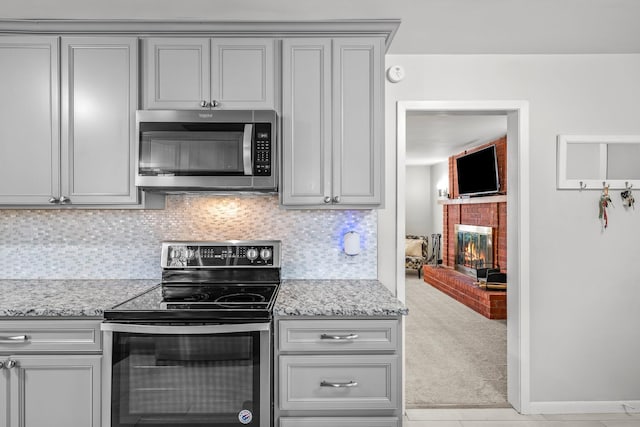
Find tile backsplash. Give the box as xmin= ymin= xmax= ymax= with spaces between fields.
xmin=0 ymin=194 xmax=377 ymax=280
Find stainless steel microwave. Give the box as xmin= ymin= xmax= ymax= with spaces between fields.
xmin=135 ymin=110 xmax=277 ymax=191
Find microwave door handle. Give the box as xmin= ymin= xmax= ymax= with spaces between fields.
xmin=243 ymin=123 xmax=253 ymax=175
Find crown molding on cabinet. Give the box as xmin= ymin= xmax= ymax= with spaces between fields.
xmin=0 ymin=19 xmax=401 ymax=52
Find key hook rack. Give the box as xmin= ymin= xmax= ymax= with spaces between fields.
xmin=557 ymin=134 xmax=640 ymax=191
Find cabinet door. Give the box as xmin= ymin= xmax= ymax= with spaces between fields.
xmin=280 ymin=418 xmax=400 ymax=427
xmin=279 ymin=354 xmax=399 ymax=411
xmin=0 ymin=36 xmax=60 ymax=205
xmin=7 ymin=355 xmax=101 ymax=427
xmin=143 ymin=38 xmax=210 ymax=109
xmin=211 ymin=38 xmax=275 ymax=109
xmin=61 ymin=37 xmax=139 ymax=205
xmin=281 ymin=39 xmax=332 ymax=206
xmin=278 ymin=319 xmax=399 ymax=352
xmin=332 ymin=38 xmax=383 ymax=206
xmin=0 ymin=366 xmax=7 ymax=427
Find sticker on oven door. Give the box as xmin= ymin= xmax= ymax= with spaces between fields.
xmin=238 ymin=409 xmax=253 ymax=424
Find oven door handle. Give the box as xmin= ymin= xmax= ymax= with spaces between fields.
xmin=242 ymin=123 xmax=253 ymax=175
xmin=100 ymin=322 xmax=269 ymax=334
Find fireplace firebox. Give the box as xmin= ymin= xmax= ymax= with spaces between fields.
xmin=454 ymin=224 xmax=493 ymax=276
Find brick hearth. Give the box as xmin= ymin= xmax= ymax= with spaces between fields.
xmin=422 ymin=265 xmax=506 ymax=319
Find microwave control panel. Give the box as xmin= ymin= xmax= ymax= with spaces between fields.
xmin=253 ymin=123 xmax=272 ymax=176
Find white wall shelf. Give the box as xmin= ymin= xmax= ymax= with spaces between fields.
xmin=557 ymin=134 xmax=640 ymax=190
xmin=438 ymin=195 xmax=507 ymax=205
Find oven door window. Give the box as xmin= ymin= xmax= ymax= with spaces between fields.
xmin=111 ymin=331 xmax=261 ymax=426
xmin=138 ymin=123 xmax=252 ymax=176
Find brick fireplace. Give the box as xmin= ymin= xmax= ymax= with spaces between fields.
xmin=422 ymin=136 xmax=507 ymax=319
xmin=445 ymin=201 xmax=506 ymax=273
xmin=455 ymin=224 xmax=494 ymax=276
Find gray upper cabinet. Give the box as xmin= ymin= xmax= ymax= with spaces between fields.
xmin=281 ymin=39 xmax=333 ymax=206
xmin=281 ymin=37 xmax=384 ymax=208
xmin=61 ymin=37 xmax=139 ymax=205
xmin=143 ymin=37 xmax=275 ymax=110
xmin=0 ymin=36 xmax=60 ymax=205
xmin=0 ymin=35 xmax=139 ymax=207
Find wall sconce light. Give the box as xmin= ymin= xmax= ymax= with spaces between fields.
xmin=343 ymin=231 xmax=361 ymax=256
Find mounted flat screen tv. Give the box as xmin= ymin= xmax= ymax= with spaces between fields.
xmin=456 ymin=145 xmax=500 ymax=197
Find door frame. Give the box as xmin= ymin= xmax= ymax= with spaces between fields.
xmin=396 ymin=100 xmax=531 ymax=413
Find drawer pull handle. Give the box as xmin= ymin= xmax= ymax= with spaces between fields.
xmin=321 ymin=380 xmax=358 ymax=388
xmin=320 ymin=333 xmax=359 ymax=341
xmin=0 ymin=335 xmax=28 ymax=344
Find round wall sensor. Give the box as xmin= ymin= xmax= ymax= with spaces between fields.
xmin=386 ymin=65 xmax=405 ymax=83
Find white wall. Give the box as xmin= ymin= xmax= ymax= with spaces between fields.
xmin=430 ymin=160 xmax=448 ymax=238
xmin=379 ymin=54 xmax=640 ymax=407
xmin=405 ymin=165 xmax=431 ymax=236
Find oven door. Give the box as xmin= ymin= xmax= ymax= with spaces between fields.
xmin=102 ymin=323 xmax=271 ymax=427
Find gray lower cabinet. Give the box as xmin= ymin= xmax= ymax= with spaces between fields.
xmin=280 ymin=417 xmax=400 ymax=427
xmin=281 ymin=37 xmax=384 ymax=208
xmin=275 ymin=317 xmax=402 ymax=426
xmin=280 ymin=354 xmax=399 ymax=410
xmin=0 ymin=319 xmax=102 ymax=427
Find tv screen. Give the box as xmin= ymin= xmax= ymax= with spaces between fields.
xmin=456 ymin=145 xmax=500 ymax=196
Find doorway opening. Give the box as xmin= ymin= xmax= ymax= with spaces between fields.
xmin=396 ymin=101 xmax=530 ymax=413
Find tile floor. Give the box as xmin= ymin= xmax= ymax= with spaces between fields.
xmin=404 ymin=408 xmax=640 ymax=427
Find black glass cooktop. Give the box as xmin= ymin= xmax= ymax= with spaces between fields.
xmin=161 ymin=283 xmax=279 ymax=309
xmin=103 ymin=282 xmax=280 ymax=323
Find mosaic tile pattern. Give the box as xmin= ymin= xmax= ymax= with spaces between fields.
xmin=0 ymin=195 xmax=377 ymax=280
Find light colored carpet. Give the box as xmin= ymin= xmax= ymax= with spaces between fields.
xmin=404 ymin=271 xmax=508 ymax=408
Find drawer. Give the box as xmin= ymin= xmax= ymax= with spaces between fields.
xmin=279 ymin=355 xmax=399 ymax=411
xmin=278 ymin=319 xmax=399 ymax=352
xmin=0 ymin=319 xmax=102 ymax=352
xmin=280 ymin=417 xmax=400 ymax=427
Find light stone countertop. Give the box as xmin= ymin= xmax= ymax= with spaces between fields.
xmin=0 ymin=279 xmax=158 ymax=317
xmin=0 ymin=278 xmax=407 ymax=318
xmin=275 ymin=279 xmax=408 ymax=317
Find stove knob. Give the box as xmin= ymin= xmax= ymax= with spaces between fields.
xmin=260 ymin=248 xmax=272 ymax=261
xmin=246 ymin=248 xmax=259 ymax=261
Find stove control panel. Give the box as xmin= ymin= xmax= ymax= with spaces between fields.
xmin=161 ymin=240 xmax=280 ymax=268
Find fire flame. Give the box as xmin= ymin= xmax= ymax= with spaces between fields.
xmin=463 ymin=240 xmax=486 ymax=267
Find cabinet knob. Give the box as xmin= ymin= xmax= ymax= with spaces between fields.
xmin=59 ymin=196 xmax=71 ymax=204
xmin=48 ymin=196 xmax=59 ymax=204
xmin=332 ymin=196 xmax=341 ymax=203
xmin=211 ymin=100 xmax=220 ymax=108
xmin=200 ymin=100 xmax=209 ymax=108
xmin=0 ymin=361 xmax=4 ymax=369
xmin=5 ymin=360 xmax=16 ymax=369
xmin=323 ymin=196 xmax=331 ymax=204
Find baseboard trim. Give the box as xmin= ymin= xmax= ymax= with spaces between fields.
xmin=529 ymin=400 xmax=640 ymax=414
